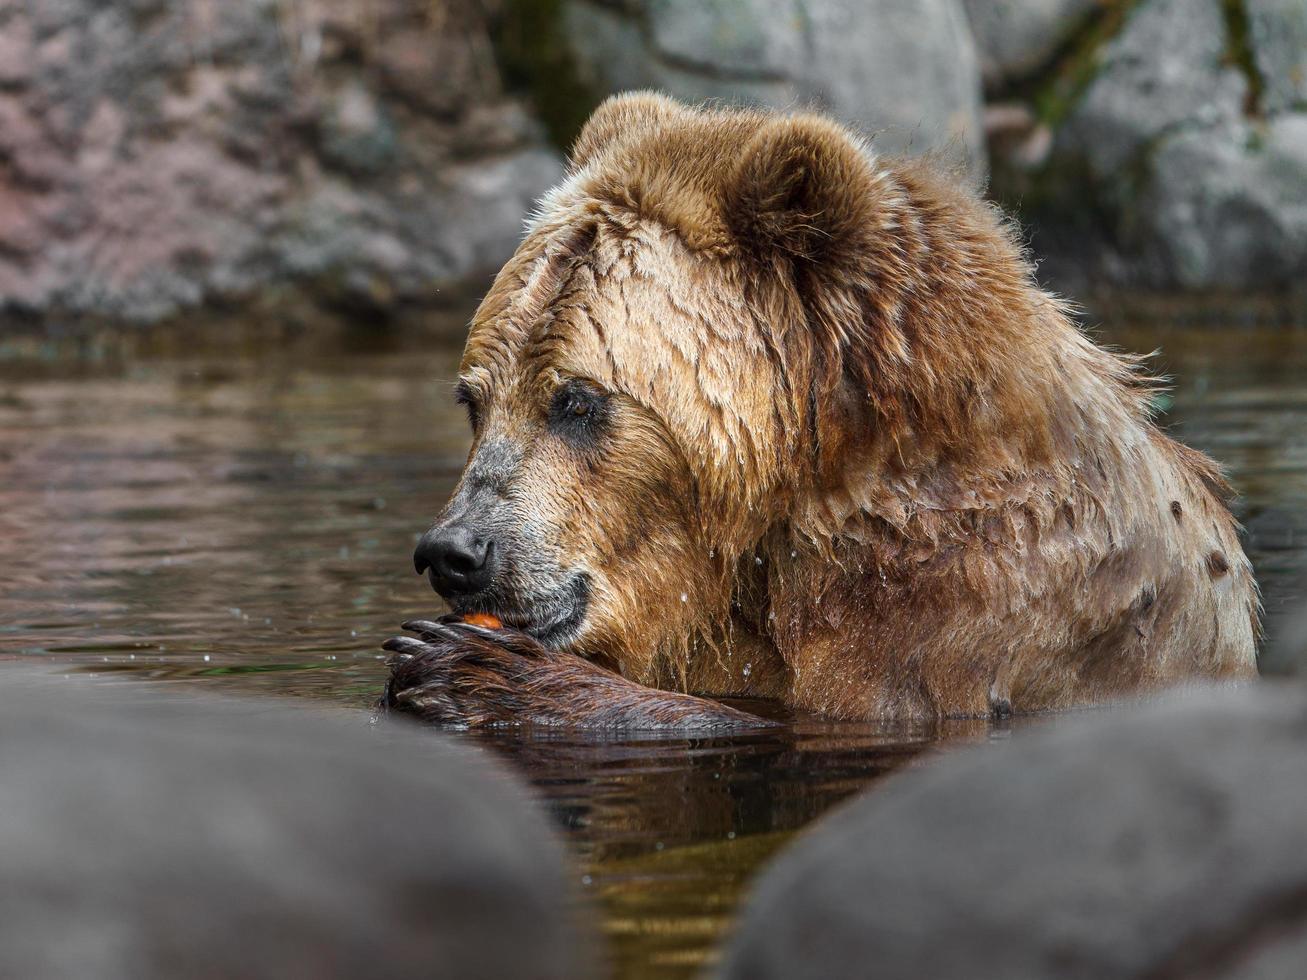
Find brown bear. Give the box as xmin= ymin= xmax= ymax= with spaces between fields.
xmin=382 ymin=93 xmax=1258 ymax=729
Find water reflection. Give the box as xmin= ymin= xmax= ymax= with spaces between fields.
xmin=0 ymin=331 xmax=467 ymax=706
xmin=1 ymin=313 xmax=1305 ymax=978
xmin=463 ymin=714 xmax=1014 ymax=978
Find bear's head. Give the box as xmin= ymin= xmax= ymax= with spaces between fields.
xmin=413 ymin=93 xmax=1058 ymax=683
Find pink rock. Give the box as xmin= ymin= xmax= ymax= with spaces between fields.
xmin=0 ymin=0 xmax=562 ymax=325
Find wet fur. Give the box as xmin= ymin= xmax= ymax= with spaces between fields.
xmin=382 ymin=620 xmax=772 ymax=732
xmin=385 ymin=94 xmax=1259 ymax=728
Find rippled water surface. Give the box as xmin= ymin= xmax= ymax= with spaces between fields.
xmin=3 ymin=311 xmax=1305 ymax=977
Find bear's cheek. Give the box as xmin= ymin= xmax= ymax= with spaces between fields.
xmin=514 ymin=473 xmax=690 ymax=613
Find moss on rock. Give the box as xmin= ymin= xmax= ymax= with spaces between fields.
xmin=492 ymin=0 xmax=603 ymax=152
xmin=1221 ymin=0 xmax=1267 ymax=114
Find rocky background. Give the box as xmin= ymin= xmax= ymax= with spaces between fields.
xmin=982 ymin=0 xmax=1307 ymax=296
xmin=0 ymin=0 xmax=1304 ymax=329
xmin=0 ymin=0 xmax=561 ymax=328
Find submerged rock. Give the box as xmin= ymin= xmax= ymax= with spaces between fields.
xmin=720 ymin=684 xmax=1307 ymax=980
xmin=558 ymin=0 xmax=987 ymax=180
xmin=0 ymin=669 xmax=595 ymax=980
xmin=0 ymin=0 xmax=562 ymax=328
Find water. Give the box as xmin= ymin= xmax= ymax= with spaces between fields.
xmin=2 ymin=311 xmax=1305 ymax=978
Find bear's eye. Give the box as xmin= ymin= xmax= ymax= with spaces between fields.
xmin=454 ymin=380 xmax=480 ymax=433
xmin=548 ymin=379 xmax=610 ymax=448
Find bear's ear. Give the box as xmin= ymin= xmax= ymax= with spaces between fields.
xmin=570 ymin=91 xmax=686 ymax=169
xmin=724 ymin=114 xmax=878 ymax=265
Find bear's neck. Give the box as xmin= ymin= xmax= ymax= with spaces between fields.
xmin=792 ymin=316 xmax=1155 ymax=566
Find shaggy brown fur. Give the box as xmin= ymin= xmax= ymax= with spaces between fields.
xmin=385 ymin=93 xmax=1258 ymax=729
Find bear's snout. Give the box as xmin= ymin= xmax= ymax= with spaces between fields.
xmin=413 ymin=524 xmax=496 ymax=599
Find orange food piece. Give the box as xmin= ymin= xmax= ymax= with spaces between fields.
xmin=462 ymin=612 xmax=503 ymax=629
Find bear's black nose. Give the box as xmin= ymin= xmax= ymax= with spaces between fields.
xmin=413 ymin=526 xmax=495 ymax=597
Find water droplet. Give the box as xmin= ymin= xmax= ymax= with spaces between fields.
xmin=680 ymin=593 xmax=688 ymax=603
xmin=742 ymin=662 xmax=752 ymax=678
xmin=790 ymin=550 xmax=798 ymax=558
xmin=727 ymin=831 xmax=736 ymax=840
xmin=203 ymin=655 xmax=211 ymax=662
xmin=754 ymin=556 xmax=763 ymax=565
xmin=581 ymin=875 xmax=593 ymax=886
xmin=655 ymin=842 xmax=664 ymax=851
xmin=708 ymin=548 xmax=715 ymax=558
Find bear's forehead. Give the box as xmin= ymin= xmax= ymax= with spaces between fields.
xmin=457 ymin=100 xmax=802 ymax=455
xmin=464 ymin=210 xmax=765 ymax=378
xmin=461 ymin=102 xmax=798 ymax=386
xmin=458 ymin=212 xmax=780 ymax=481
xmin=459 ymin=223 xmax=599 ymax=386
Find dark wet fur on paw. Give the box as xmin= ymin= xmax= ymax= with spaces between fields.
xmin=378 ymin=621 xmax=776 ymax=733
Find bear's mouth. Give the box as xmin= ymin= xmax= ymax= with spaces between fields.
xmin=453 ymin=573 xmax=590 ymax=648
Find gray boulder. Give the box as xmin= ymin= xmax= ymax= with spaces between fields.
xmin=1060 ymin=0 xmax=1247 ymax=178
xmin=1128 ymin=112 xmax=1307 ymax=289
xmin=962 ymin=0 xmax=1098 ymax=88
xmin=0 ymin=669 xmax=595 ymax=980
xmin=1249 ymin=0 xmax=1307 ymax=115
xmin=720 ymin=683 xmax=1307 ymax=980
xmin=0 ymin=0 xmax=562 ymax=327
xmin=562 ymin=0 xmax=987 ymax=179
xmin=1010 ymin=0 xmax=1307 ymax=293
